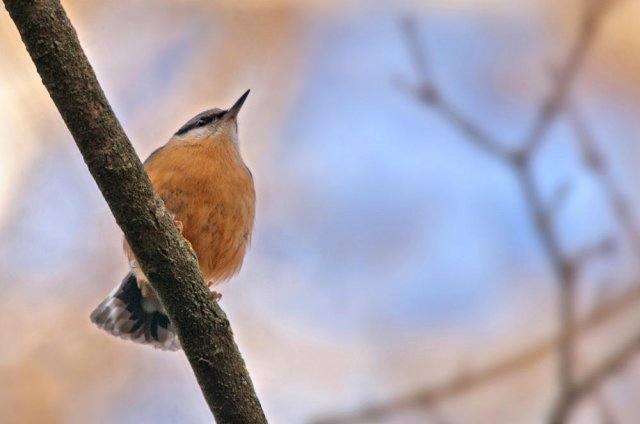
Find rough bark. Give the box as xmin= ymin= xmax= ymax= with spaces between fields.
xmin=3 ymin=1 xmax=267 ymax=423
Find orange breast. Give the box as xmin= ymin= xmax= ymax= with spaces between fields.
xmin=139 ymin=139 xmax=255 ymax=283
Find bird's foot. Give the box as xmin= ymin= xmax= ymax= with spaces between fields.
xmin=211 ymin=291 xmax=222 ymax=303
xmin=174 ymin=218 xmax=184 ymax=234
xmin=183 ymin=237 xmax=194 ymax=252
xmin=174 ymin=219 xmax=196 ymax=254
xmin=206 ymin=279 xmax=222 ymax=302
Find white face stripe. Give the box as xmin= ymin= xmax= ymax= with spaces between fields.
xmin=182 ymin=125 xmax=213 ymax=140
xmin=172 ymin=119 xmax=239 ymax=146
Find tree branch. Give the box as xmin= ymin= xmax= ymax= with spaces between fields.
xmin=549 ymin=326 xmax=640 ymax=424
xmin=595 ymin=391 xmax=620 ymax=424
xmin=399 ymin=19 xmax=511 ymax=161
xmin=320 ymin=3 xmax=619 ymax=422
xmin=519 ymin=0 xmax=613 ymax=158
xmin=567 ymin=103 xmax=640 ymax=258
xmin=397 ymin=3 xmax=617 ymax=421
xmin=2 ymin=1 xmax=267 ymax=423
xmin=312 ymin=281 xmax=640 ymax=424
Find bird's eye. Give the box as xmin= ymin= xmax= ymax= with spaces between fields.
xmin=196 ymin=118 xmax=207 ymax=127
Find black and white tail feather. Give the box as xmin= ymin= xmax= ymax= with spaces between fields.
xmin=90 ymin=273 xmax=181 ymax=351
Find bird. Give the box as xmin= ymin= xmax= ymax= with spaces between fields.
xmin=90 ymin=90 xmax=255 ymax=351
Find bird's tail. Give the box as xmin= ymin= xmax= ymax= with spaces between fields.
xmin=90 ymin=272 xmax=181 ymax=351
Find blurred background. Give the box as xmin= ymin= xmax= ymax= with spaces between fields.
xmin=2 ymin=0 xmax=640 ymax=423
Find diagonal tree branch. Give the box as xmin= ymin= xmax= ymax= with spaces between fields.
xmin=2 ymin=1 xmax=267 ymax=423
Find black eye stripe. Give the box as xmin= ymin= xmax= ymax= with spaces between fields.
xmin=175 ymin=110 xmax=226 ymax=135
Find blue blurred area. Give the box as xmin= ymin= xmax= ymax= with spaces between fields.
xmin=263 ymin=10 xmax=567 ymax=333
xmin=2 ymin=1 xmax=640 ymax=423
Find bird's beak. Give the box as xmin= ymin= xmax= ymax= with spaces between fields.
xmin=224 ymin=89 xmax=250 ymax=120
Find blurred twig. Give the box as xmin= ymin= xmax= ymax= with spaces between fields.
xmin=312 ymin=281 xmax=640 ymax=424
xmin=519 ymin=0 xmax=613 ymax=159
xmin=315 ymin=2 xmax=630 ymax=423
xmin=567 ymin=103 xmax=640 ymax=257
xmin=398 ymin=18 xmax=510 ymax=161
xmin=404 ymin=2 xmax=622 ymax=422
xmin=572 ymin=237 xmax=616 ymax=272
xmin=402 ymin=0 xmax=614 ymax=407
xmin=549 ymin=327 xmax=640 ymax=423
xmin=319 ymin=2 xmax=622 ymax=423
xmin=426 ymin=407 xmax=455 ymax=424
xmin=543 ymin=99 xmax=640 ymax=423
xmin=595 ymin=391 xmax=619 ymax=424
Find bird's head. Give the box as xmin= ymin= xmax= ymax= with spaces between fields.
xmin=173 ymin=89 xmax=250 ymax=147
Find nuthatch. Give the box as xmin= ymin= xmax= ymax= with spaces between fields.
xmin=90 ymin=90 xmax=255 ymax=351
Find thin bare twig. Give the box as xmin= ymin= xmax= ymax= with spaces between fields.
xmin=567 ymin=103 xmax=640 ymax=258
xmin=399 ymin=18 xmax=511 ymax=161
xmin=549 ymin=328 xmax=640 ymax=424
xmin=312 ymin=282 xmax=640 ymax=424
xmin=323 ymin=2 xmax=618 ymax=423
xmin=317 ymin=2 xmax=622 ymax=423
xmin=403 ymin=18 xmax=431 ymax=81
xmin=514 ymin=0 xmax=616 ymax=394
xmin=571 ymin=237 xmax=617 ymax=272
xmin=519 ymin=0 xmax=613 ymax=158
xmin=595 ymin=391 xmax=619 ymax=424
xmin=400 ymin=2 xmax=616 ymax=420
xmin=426 ymin=407 xmax=456 ymax=424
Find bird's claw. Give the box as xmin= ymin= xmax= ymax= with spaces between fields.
xmin=211 ymin=291 xmax=222 ymax=302
xmin=174 ymin=219 xmax=184 ymax=234
xmin=173 ymin=218 xmax=196 ymax=255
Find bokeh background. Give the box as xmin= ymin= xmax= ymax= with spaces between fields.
xmin=2 ymin=0 xmax=640 ymax=423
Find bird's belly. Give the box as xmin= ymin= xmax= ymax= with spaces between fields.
xmin=161 ymin=183 xmax=254 ymax=284
xmin=144 ymin=141 xmax=255 ymax=284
